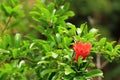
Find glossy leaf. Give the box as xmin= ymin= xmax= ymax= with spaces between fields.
xmin=86 ymin=69 xmax=103 ymax=79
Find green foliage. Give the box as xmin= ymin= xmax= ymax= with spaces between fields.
xmin=0 ymin=0 xmax=120 ymax=80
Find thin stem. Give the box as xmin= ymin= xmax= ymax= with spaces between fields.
xmin=96 ymin=54 xmax=101 ymax=69
xmin=101 ymin=60 xmax=109 ymax=69
xmin=96 ymin=54 xmax=102 ymax=80
xmin=2 ymin=16 xmax=12 ymax=34
xmin=88 ymin=16 xmax=94 ymax=27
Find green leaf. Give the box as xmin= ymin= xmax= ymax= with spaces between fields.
xmin=3 ymin=35 xmax=11 ymax=49
xmin=12 ymin=4 xmax=24 ymax=17
xmin=105 ymin=42 xmax=115 ymax=51
xmin=99 ymin=38 xmax=106 ymax=46
xmin=30 ymin=11 xmax=40 ymax=16
xmin=63 ymin=2 xmax=70 ymax=11
xmin=51 ymin=15 xmax=57 ymax=24
xmin=88 ymin=63 xmax=95 ymax=67
xmin=51 ymin=52 xmax=58 ymax=59
xmin=86 ymin=69 xmax=103 ymax=79
xmin=14 ymin=33 xmax=21 ymax=48
xmin=56 ymin=8 xmax=65 ymax=15
xmin=63 ymin=37 xmax=73 ymax=47
xmin=57 ymin=61 xmax=67 ymax=66
xmin=55 ymin=0 xmax=65 ymax=5
xmin=77 ymin=56 xmax=83 ymax=68
xmin=0 ymin=73 xmax=8 ymax=80
xmin=77 ymin=28 xmax=82 ymax=35
xmin=0 ymin=48 xmax=10 ymax=54
xmin=9 ymin=0 xmax=16 ymax=7
xmin=58 ymin=26 xmax=68 ymax=34
xmin=1 ymin=4 xmax=12 ymax=16
xmin=40 ymin=7 xmax=50 ymax=19
xmin=65 ymin=65 xmax=75 ymax=75
xmin=12 ymin=48 xmax=19 ymax=58
xmin=41 ymin=69 xmax=57 ymax=77
xmin=73 ymin=77 xmax=86 ymax=80
xmin=25 ymin=34 xmax=37 ymax=40
xmin=67 ymin=23 xmax=76 ymax=35
xmin=80 ymin=23 xmax=88 ymax=36
xmin=114 ymin=45 xmax=120 ymax=54
xmin=65 ymin=11 xmax=75 ymax=17
xmin=32 ymin=26 xmax=45 ymax=35
xmin=48 ymin=3 xmax=55 ymax=14
xmin=37 ymin=61 xmax=50 ymax=65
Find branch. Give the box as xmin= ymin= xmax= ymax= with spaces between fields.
xmin=100 ymin=60 xmax=109 ymax=69
xmin=96 ymin=54 xmax=101 ymax=69
xmin=96 ymin=54 xmax=102 ymax=80
xmin=2 ymin=16 xmax=12 ymax=34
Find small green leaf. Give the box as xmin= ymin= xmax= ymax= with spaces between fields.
xmin=48 ymin=3 xmax=55 ymax=14
xmin=99 ymin=38 xmax=106 ymax=46
xmin=25 ymin=34 xmax=37 ymax=40
xmin=12 ymin=4 xmax=24 ymax=17
xmin=73 ymin=77 xmax=86 ymax=80
xmin=14 ymin=33 xmax=21 ymax=48
xmin=41 ymin=69 xmax=57 ymax=77
xmin=67 ymin=23 xmax=76 ymax=35
xmin=51 ymin=52 xmax=58 ymax=59
xmin=12 ymin=48 xmax=19 ymax=58
xmin=86 ymin=69 xmax=103 ymax=79
xmin=32 ymin=25 xmax=45 ymax=34
xmin=80 ymin=23 xmax=88 ymax=36
xmin=77 ymin=56 xmax=83 ymax=67
xmin=77 ymin=28 xmax=82 ymax=35
xmin=114 ymin=45 xmax=120 ymax=54
xmin=63 ymin=37 xmax=73 ymax=47
xmin=1 ymin=4 xmax=12 ymax=16
xmin=88 ymin=63 xmax=95 ymax=67
xmin=105 ymin=42 xmax=115 ymax=51
xmin=57 ymin=61 xmax=67 ymax=66
xmin=65 ymin=11 xmax=75 ymax=17
xmin=0 ymin=48 xmax=10 ymax=54
xmin=37 ymin=61 xmax=50 ymax=65
xmin=9 ymin=0 xmax=17 ymax=7
xmin=63 ymin=2 xmax=70 ymax=11
xmin=56 ymin=9 xmax=65 ymax=15
xmin=0 ymin=73 xmax=8 ymax=80
xmin=3 ymin=35 xmax=11 ymax=49
xmin=40 ymin=7 xmax=50 ymax=19
xmin=65 ymin=66 xmax=75 ymax=75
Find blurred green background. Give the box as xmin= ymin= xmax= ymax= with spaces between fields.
xmin=67 ymin=0 xmax=120 ymax=42
xmin=1 ymin=0 xmax=120 ymax=80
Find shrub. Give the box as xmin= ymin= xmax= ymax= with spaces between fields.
xmin=0 ymin=0 xmax=120 ymax=80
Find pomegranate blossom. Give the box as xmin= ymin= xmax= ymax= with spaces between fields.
xmin=73 ymin=42 xmax=92 ymax=62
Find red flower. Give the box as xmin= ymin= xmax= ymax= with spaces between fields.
xmin=73 ymin=42 xmax=92 ymax=62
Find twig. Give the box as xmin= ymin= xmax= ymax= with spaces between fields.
xmin=96 ymin=54 xmax=101 ymax=69
xmin=2 ymin=16 xmax=12 ymax=34
xmin=96 ymin=54 xmax=102 ymax=80
xmin=88 ymin=16 xmax=94 ymax=27
xmin=100 ymin=60 xmax=109 ymax=69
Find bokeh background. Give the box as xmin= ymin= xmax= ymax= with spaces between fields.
xmin=1 ymin=0 xmax=120 ymax=80
xmin=67 ymin=0 xmax=120 ymax=41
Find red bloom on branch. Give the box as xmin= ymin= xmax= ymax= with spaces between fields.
xmin=73 ymin=42 xmax=92 ymax=62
